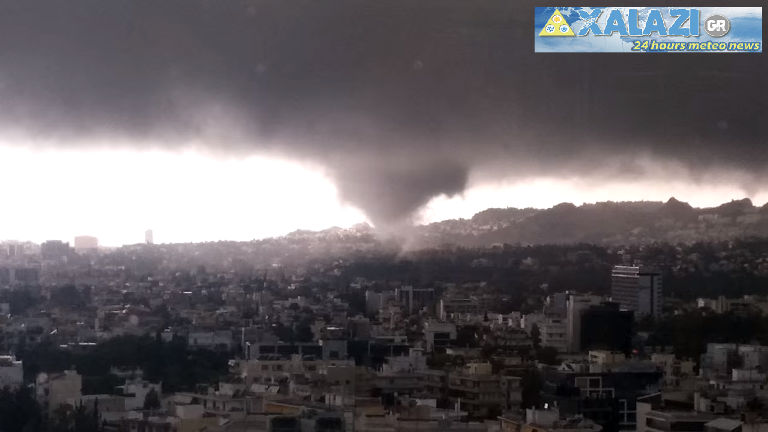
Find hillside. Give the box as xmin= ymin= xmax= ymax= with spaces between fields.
xmin=278 ymin=198 xmax=768 ymax=248
xmin=408 ymin=198 xmax=768 ymax=247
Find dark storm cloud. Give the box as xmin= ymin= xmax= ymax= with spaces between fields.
xmin=0 ymin=0 xmax=765 ymax=224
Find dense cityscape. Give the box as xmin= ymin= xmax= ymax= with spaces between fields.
xmin=3 ymin=199 xmax=768 ymax=432
xmin=0 ymin=0 xmax=763 ymax=430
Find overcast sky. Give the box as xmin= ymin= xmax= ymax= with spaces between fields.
xmin=0 ymin=0 xmax=764 ymax=245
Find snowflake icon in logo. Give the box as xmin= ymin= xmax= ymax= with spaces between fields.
xmin=545 ymin=24 xmax=555 ymax=33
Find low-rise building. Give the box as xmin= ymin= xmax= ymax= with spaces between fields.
xmin=37 ymin=370 xmax=83 ymax=414
xmin=447 ymin=363 xmax=518 ymax=418
xmin=115 ymin=377 xmax=163 ymax=411
xmin=499 ymin=407 xmax=603 ymax=432
xmin=0 ymin=356 xmax=23 ymax=389
xmin=642 ymin=411 xmax=717 ymax=432
xmin=237 ymin=355 xmax=355 ymax=386
xmin=424 ymin=322 xmax=457 ymax=352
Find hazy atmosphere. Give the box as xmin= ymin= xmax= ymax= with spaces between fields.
xmin=3 ymin=3 xmax=768 ymax=431
xmin=0 ymin=0 xmax=765 ymax=244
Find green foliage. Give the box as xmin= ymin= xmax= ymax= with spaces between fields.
xmin=142 ymin=388 xmax=161 ymax=411
xmin=272 ymin=323 xmax=295 ymax=343
xmin=19 ymin=335 xmax=230 ymax=393
xmin=0 ymin=289 xmax=43 ymax=316
xmin=294 ymin=321 xmax=314 ymax=343
xmin=241 ymin=306 xmax=257 ymax=320
xmin=0 ymin=386 xmax=42 ymax=432
xmin=337 ymin=292 xmax=367 ymax=317
xmin=520 ymin=367 xmax=543 ymax=410
xmin=82 ymin=374 xmax=122 ymax=395
xmin=49 ymin=285 xmax=87 ymax=309
xmin=645 ymin=310 xmax=768 ymax=360
xmin=530 ymin=324 xmax=541 ymax=349
xmin=51 ymin=401 xmax=100 ymax=432
xmin=153 ymin=305 xmax=172 ymax=326
xmin=455 ymin=325 xmax=481 ymax=348
xmin=426 ymin=353 xmax=465 ymax=369
xmin=534 ymin=346 xmax=560 ymax=365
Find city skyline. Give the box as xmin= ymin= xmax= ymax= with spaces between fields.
xmin=0 ymin=0 xmax=765 ymax=430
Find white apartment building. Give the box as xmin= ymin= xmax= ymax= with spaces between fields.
xmin=540 ymin=317 xmax=568 ymax=353
xmin=115 ymin=377 xmax=163 ymax=411
xmin=37 ymin=370 xmax=82 ymax=414
xmin=237 ymin=355 xmax=355 ymax=385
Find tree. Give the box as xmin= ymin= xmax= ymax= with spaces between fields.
xmin=0 ymin=386 xmax=42 ymax=432
xmin=535 ymin=346 xmax=560 ymax=365
xmin=50 ymin=285 xmax=86 ymax=309
xmin=530 ymin=324 xmax=541 ymax=349
xmin=294 ymin=320 xmax=314 ymax=343
xmin=241 ymin=307 xmax=257 ymax=320
xmin=0 ymin=289 xmax=42 ymax=316
xmin=455 ymin=325 xmax=481 ymax=348
xmin=153 ymin=305 xmax=172 ymax=326
xmin=747 ymin=397 xmax=764 ymax=412
xmin=82 ymin=374 xmax=122 ymax=395
xmin=51 ymin=401 xmax=100 ymax=432
xmin=521 ymin=367 xmax=543 ymax=410
xmin=142 ymin=388 xmax=161 ymax=411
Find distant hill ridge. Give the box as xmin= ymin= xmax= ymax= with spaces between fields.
xmin=284 ymin=198 xmax=768 ymax=246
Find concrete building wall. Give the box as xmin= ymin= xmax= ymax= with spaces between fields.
xmin=540 ymin=318 xmax=567 ymax=353
xmin=0 ymin=357 xmax=23 ymax=389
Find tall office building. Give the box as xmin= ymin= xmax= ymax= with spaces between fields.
xmin=611 ymin=266 xmax=663 ymax=318
xmin=145 ymin=229 xmax=154 ymax=245
xmin=580 ymin=302 xmax=634 ymax=353
xmin=73 ymin=236 xmax=99 ymax=252
xmin=396 ymin=286 xmax=435 ymax=315
xmin=566 ymin=293 xmax=602 ymax=353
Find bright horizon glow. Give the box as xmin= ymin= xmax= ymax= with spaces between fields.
xmin=0 ymin=147 xmax=367 ymax=246
xmin=418 ymin=178 xmax=767 ymax=225
xmin=2 ymin=146 xmax=765 ymax=246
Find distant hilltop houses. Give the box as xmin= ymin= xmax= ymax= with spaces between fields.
xmin=3 ymin=198 xmax=768 ymax=253
xmin=238 ymin=197 xmax=768 ymax=248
